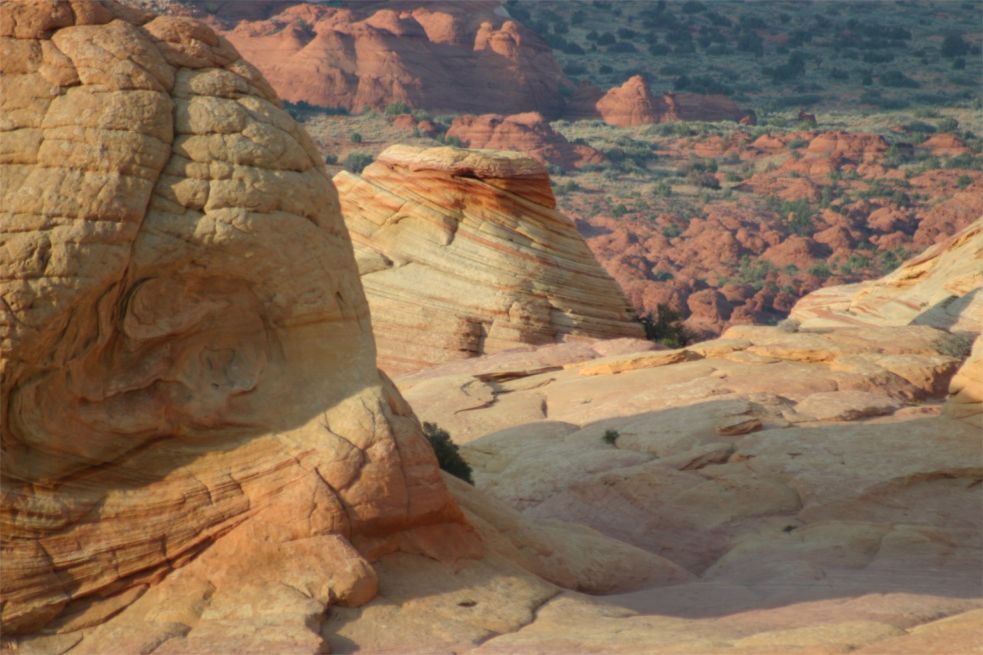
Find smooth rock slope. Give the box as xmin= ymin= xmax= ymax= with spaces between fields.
xmin=791 ymin=216 xmax=983 ymax=332
xmin=334 ymin=145 xmax=644 ymax=375
xmin=395 ymin=232 xmax=982 ymax=653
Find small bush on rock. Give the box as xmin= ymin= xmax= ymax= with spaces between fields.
xmin=343 ymin=152 xmax=374 ymax=174
xmin=423 ymin=422 xmax=473 ymax=484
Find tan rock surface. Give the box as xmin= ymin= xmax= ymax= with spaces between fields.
xmin=0 ymin=0 xmax=476 ymax=644
xmin=334 ymin=144 xmax=643 ymax=375
xmin=398 ymin=318 xmax=981 ymax=652
xmin=791 ymin=217 xmax=982 ymax=332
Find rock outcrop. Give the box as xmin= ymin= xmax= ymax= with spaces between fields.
xmin=334 ymin=145 xmax=644 ymax=375
xmin=399 ymin=317 xmax=981 ymax=654
xmin=446 ymin=112 xmax=603 ymax=170
xmin=791 ymin=217 xmax=982 ymax=332
xmin=218 ymin=2 xmax=569 ymax=116
xmin=0 ymin=0 xmax=479 ymax=643
xmin=568 ymin=75 xmax=753 ymax=127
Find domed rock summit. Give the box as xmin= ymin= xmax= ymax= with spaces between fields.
xmin=0 ymin=0 xmax=478 ymax=644
xmin=334 ymin=145 xmax=645 ymax=375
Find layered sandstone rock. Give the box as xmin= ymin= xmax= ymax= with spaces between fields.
xmin=790 ymin=217 xmax=983 ymax=332
xmin=218 ymin=2 xmax=569 ymax=116
xmin=0 ymin=0 xmax=480 ymax=643
xmin=334 ymin=145 xmax=643 ymax=375
xmin=446 ymin=112 xmax=603 ymax=170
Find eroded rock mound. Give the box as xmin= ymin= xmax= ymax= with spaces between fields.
xmin=570 ymin=75 xmax=753 ymax=127
xmin=334 ymin=145 xmax=643 ymax=375
xmin=0 ymin=0 xmax=477 ymax=644
xmin=446 ymin=112 xmax=603 ymax=170
xmin=218 ymin=2 xmax=569 ymax=116
xmin=791 ymin=217 xmax=983 ymax=332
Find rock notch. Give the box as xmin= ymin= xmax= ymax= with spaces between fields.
xmin=334 ymin=145 xmax=644 ymax=375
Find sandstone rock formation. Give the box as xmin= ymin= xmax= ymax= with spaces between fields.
xmin=334 ymin=145 xmax=644 ymax=375
xmin=568 ymin=75 xmax=753 ymax=127
xmin=791 ymin=217 xmax=982 ymax=332
xmin=217 ymin=2 xmax=569 ymax=116
xmin=576 ymin=128 xmax=981 ymax=337
xmin=400 ymin=320 xmax=981 ymax=654
xmin=0 ymin=0 xmax=481 ymax=643
xmin=446 ymin=112 xmax=603 ymax=170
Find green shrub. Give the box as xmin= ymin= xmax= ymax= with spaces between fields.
xmin=422 ymin=422 xmax=473 ymax=484
xmin=687 ymin=170 xmax=720 ymax=189
xmin=343 ymin=152 xmax=373 ymax=174
xmin=602 ymin=429 xmax=620 ymax=445
xmin=436 ymin=134 xmax=464 ymax=148
xmin=324 ymin=154 xmax=338 ymax=165
xmin=938 ymin=117 xmax=959 ymax=133
xmin=941 ymin=34 xmax=969 ymax=58
xmin=638 ymin=304 xmax=691 ymax=348
xmin=662 ymin=223 xmax=682 ymax=238
xmin=808 ymin=262 xmax=832 ymax=279
xmin=383 ymin=101 xmax=411 ymax=116
xmin=957 ymin=175 xmax=972 ymax=189
xmin=350 ymin=132 xmax=363 ymax=143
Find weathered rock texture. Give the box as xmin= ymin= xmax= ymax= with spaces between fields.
xmin=791 ymin=217 xmax=982 ymax=332
xmin=446 ymin=112 xmax=603 ymax=170
xmin=218 ymin=2 xmax=569 ymax=116
xmin=334 ymin=145 xmax=644 ymax=375
xmin=0 ymin=0 xmax=479 ymax=644
xmin=398 ymin=321 xmax=981 ymax=653
xmin=568 ymin=75 xmax=753 ymax=127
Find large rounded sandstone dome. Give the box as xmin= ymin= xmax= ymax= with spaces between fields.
xmin=0 ymin=0 xmax=473 ymax=641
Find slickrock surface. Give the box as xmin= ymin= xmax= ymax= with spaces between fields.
xmin=0 ymin=0 xmax=484 ymax=646
xmin=397 ymin=265 xmax=982 ymax=652
xmin=218 ymin=2 xmax=569 ymax=116
xmin=790 ymin=217 xmax=982 ymax=332
xmin=334 ymin=145 xmax=643 ymax=375
xmin=446 ymin=112 xmax=603 ymax=170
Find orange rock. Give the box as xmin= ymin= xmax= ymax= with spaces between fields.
xmin=220 ymin=2 xmax=569 ymax=115
xmin=920 ymin=133 xmax=971 ymax=157
xmin=595 ymin=75 xmax=660 ymax=127
xmin=447 ymin=112 xmax=603 ymax=170
xmin=574 ymin=76 xmax=751 ymax=127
